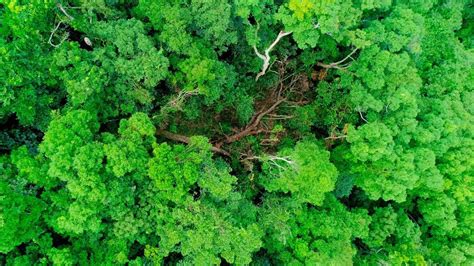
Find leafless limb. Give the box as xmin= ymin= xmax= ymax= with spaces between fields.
xmin=157 ymin=130 xmax=230 ymax=157
xmin=242 ymin=155 xmax=296 ymax=171
xmin=267 ymin=155 xmax=295 ymax=167
xmin=57 ymin=3 xmax=74 ymax=20
xmin=358 ymin=110 xmax=368 ymax=123
xmin=168 ymin=89 xmax=199 ymax=109
xmin=254 ymin=31 xmax=293 ymax=80
xmin=266 ymin=114 xmax=294 ymax=120
xmin=317 ymin=48 xmax=358 ymax=70
xmin=324 ymin=135 xmax=347 ymax=140
xmin=153 ymin=89 xmax=199 ymax=127
xmin=48 ymin=21 xmax=68 ymax=48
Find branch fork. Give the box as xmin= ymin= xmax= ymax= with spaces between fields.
xmin=254 ymin=31 xmax=293 ymax=80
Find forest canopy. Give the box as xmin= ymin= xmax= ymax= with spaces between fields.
xmin=1 ymin=0 xmax=473 ymax=265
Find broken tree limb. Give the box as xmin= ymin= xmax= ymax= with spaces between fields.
xmin=254 ymin=31 xmax=292 ymax=80
xmin=217 ymin=98 xmax=286 ymax=145
xmin=48 ymin=21 xmax=68 ymax=48
xmin=317 ymin=48 xmax=359 ymax=70
xmin=57 ymin=3 xmax=74 ymax=20
xmin=157 ymin=129 xmax=230 ymax=157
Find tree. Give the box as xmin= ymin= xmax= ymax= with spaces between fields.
xmin=259 ymin=139 xmax=338 ymax=206
xmin=1 ymin=0 xmax=473 ymax=265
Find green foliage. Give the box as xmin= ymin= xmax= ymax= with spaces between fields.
xmin=11 ymin=146 xmax=54 ymax=188
xmin=0 ymin=154 xmax=46 ymax=254
xmin=260 ymin=195 xmax=370 ymax=264
xmin=51 ymin=18 xmax=169 ymax=118
xmin=260 ymin=139 xmax=338 ymax=206
xmin=104 ymin=112 xmax=155 ymax=178
xmin=0 ymin=0 xmax=56 ymax=127
xmin=1 ymin=0 xmax=473 ymax=265
xmin=364 ymin=206 xmax=398 ymax=248
xmin=40 ymin=110 xmax=99 ymax=181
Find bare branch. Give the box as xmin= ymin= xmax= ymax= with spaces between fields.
xmin=333 ymin=48 xmax=358 ymax=66
xmin=48 ymin=21 xmax=68 ymax=48
xmin=57 ymin=3 xmax=74 ymax=20
xmin=242 ymin=155 xmax=296 ymax=171
xmin=317 ymin=48 xmax=358 ymax=70
xmin=268 ymin=155 xmax=295 ymax=166
xmin=266 ymin=114 xmax=294 ymax=120
xmin=358 ymin=110 xmax=368 ymax=123
xmin=254 ymin=31 xmax=292 ymax=80
xmin=153 ymin=89 xmax=199 ymax=128
xmin=324 ymin=135 xmax=347 ymax=140
xmin=84 ymin=37 xmax=93 ymax=47
xmin=253 ymin=45 xmax=266 ymax=61
xmin=219 ymin=98 xmax=286 ymax=145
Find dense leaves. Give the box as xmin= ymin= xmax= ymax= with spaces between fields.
xmin=1 ymin=0 xmax=473 ymax=265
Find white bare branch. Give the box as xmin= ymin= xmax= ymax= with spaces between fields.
xmin=317 ymin=48 xmax=359 ymax=70
xmin=267 ymin=155 xmax=295 ymax=166
xmin=48 ymin=21 xmax=68 ymax=48
xmin=57 ymin=3 xmax=74 ymax=20
xmin=254 ymin=31 xmax=292 ymax=80
xmin=358 ymin=110 xmax=368 ymax=123
xmin=243 ymin=155 xmax=296 ymax=170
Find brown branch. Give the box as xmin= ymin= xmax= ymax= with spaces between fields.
xmin=157 ymin=130 xmax=230 ymax=157
xmin=358 ymin=110 xmax=368 ymax=123
xmin=158 ymin=58 xmax=306 ymax=156
xmin=218 ymin=98 xmax=286 ymax=145
xmin=324 ymin=135 xmax=347 ymax=140
xmin=215 ymin=65 xmax=308 ymax=147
